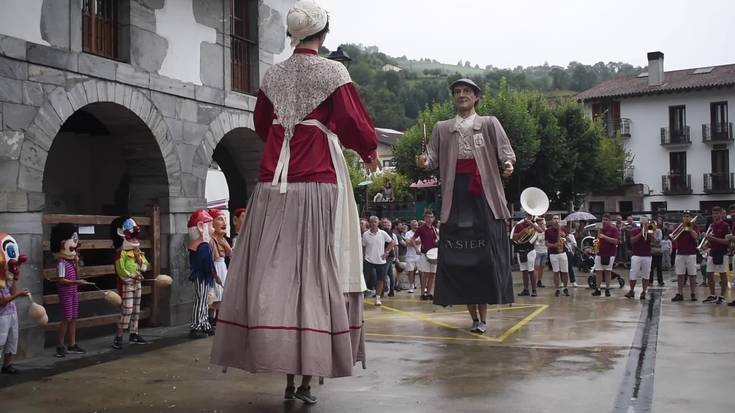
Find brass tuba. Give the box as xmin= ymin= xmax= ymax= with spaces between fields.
xmin=516 ymin=187 xmax=550 ymax=245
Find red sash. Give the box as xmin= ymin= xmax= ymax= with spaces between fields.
xmin=456 ymin=159 xmax=482 ymax=196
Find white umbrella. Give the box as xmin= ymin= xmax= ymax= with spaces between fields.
xmin=565 ymin=211 xmax=597 ymax=222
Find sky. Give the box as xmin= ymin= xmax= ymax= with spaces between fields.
xmin=317 ymin=0 xmax=735 ymax=71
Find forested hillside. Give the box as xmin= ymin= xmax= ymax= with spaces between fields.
xmin=328 ymin=44 xmax=642 ymax=130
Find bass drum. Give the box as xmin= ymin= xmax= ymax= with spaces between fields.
xmin=426 ymin=248 xmax=438 ymax=265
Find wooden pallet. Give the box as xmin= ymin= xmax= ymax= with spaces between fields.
xmin=42 ymin=206 xmax=162 ymax=331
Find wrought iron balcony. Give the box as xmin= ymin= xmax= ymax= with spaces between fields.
xmin=662 ymin=174 xmax=692 ymax=195
xmin=613 ymin=118 xmax=631 ymax=137
xmin=660 ymin=126 xmax=691 ymax=146
xmin=702 ymin=123 xmax=734 ymax=144
xmin=704 ymin=172 xmax=735 ymax=193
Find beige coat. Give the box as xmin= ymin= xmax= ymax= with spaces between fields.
xmin=426 ymin=115 xmax=516 ymax=222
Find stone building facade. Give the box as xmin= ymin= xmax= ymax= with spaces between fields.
xmin=0 ymin=0 xmax=295 ymax=357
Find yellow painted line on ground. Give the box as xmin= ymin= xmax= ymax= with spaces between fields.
xmin=366 ymin=332 xmax=501 ymax=342
xmin=371 ymin=302 xmax=495 ymax=341
xmin=495 ymin=304 xmax=549 ymax=342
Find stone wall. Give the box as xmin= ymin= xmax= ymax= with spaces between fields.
xmin=0 ymin=0 xmax=293 ymax=357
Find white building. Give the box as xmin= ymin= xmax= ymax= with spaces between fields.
xmin=577 ymin=52 xmax=735 ymax=215
xmin=375 ymin=127 xmax=403 ymax=169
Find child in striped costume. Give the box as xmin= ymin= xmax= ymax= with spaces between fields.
xmin=50 ymin=224 xmax=87 ymax=358
xmin=111 ymin=217 xmax=150 ymax=350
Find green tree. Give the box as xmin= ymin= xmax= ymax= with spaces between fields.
xmin=392 ymin=101 xmax=455 ymax=183
xmin=595 ymin=134 xmax=631 ymax=190
xmin=367 ymin=171 xmax=413 ymax=202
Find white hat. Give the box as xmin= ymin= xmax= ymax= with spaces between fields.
xmin=287 ymin=1 xmax=328 ymax=47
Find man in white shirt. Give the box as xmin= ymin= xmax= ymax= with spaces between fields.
xmin=362 ymin=216 xmax=395 ymax=306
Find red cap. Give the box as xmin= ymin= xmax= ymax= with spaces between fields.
xmin=233 ymin=208 xmax=247 ymax=217
xmin=188 ymin=209 xmax=213 ymax=228
xmin=208 ymin=209 xmax=226 ymax=219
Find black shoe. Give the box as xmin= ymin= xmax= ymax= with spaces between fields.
xmin=658 ymin=282 xmax=665 ymax=286
xmin=605 ymin=289 xmax=611 ymax=297
xmin=427 ymin=294 xmax=434 ymax=300
xmin=284 ymin=385 xmax=296 ymax=400
xmin=671 ymin=294 xmax=684 ymax=302
xmin=518 ymin=289 xmax=530 ymax=297
xmin=189 ymin=329 xmax=207 ymax=339
xmin=206 ymin=327 xmax=216 ymax=336
xmin=640 ymin=292 xmax=646 ymax=300
xmin=691 ymin=294 xmax=698 ymax=302
xmin=715 ymin=296 xmax=724 ymax=305
xmin=112 ymin=336 xmax=123 ymax=350
xmin=55 ymin=346 xmax=66 ymax=358
xmin=563 ymin=288 xmax=570 ymax=296
xmin=554 ymin=289 xmax=561 ymax=297
xmin=1 ymin=365 xmax=20 ymax=374
xmin=728 ymin=300 xmax=735 ymax=307
xmin=592 ymin=289 xmax=602 ymax=297
xmin=66 ymin=344 xmax=86 ymax=354
xmin=419 ymin=294 xmax=428 ymax=301
xmin=625 ymin=290 xmax=635 ymax=299
xmin=537 ymin=281 xmax=546 ymax=288
xmin=294 ymin=386 xmax=317 ymax=405
xmin=531 ymin=290 xmax=538 ymax=297
xmin=129 ymin=334 xmax=149 ymax=345
xmin=388 ymin=291 xmax=395 ymax=297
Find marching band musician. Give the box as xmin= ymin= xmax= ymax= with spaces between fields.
xmin=626 ymin=217 xmax=653 ymax=300
xmin=417 ymin=78 xmax=516 ymax=334
xmin=513 ymin=213 xmax=542 ymax=297
xmin=545 ymin=215 xmax=570 ymax=297
xmin=703 ymin=206 xmax=732 ymax=304
xmin=671 ymin=211 xmax=699 ymax=302
xmin=592 ymin=213 xmax=620 ymax=297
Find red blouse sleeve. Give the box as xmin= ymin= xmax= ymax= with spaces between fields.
xmin=254 ymin=90 xmax=275 ymax=141
xmin=329 ymin=83 xmax=378 ymax=163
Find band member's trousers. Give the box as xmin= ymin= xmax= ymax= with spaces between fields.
xmin=649 ymin=254 xmax=663 ymax=285
xmin=118 ymin=280 xmax=142 ymax=334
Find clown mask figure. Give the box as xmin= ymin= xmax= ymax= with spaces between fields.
xmin=0 ymin=233 xmax=28 ymax=288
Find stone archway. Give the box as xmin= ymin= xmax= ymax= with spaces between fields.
xmin=21 ymin=80 xmax=181 ymax=196
xmin=193 ymin=110 xmax=262 ymax=211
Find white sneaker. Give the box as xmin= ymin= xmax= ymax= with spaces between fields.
xmin=470 ymin=320 xmax=479 ymax=332
xmin=572 ymin=282 xmax=579 ymax=288
xmin=375 ymin=297 xmax=382 ymax=306
xmin=476 ymin=321 xmax=487 ymax=334
xmin=407 ymin=287 xmax=415 ymax=293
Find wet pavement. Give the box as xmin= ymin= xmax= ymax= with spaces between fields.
xmin=1 ymin=270 xmax=733 ymax=413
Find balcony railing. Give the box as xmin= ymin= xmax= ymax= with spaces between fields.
xmin=702 ymin=122 xmax=734 ymax=143
xmin=703 ymin=172 xmax=735 ymax=193
xmin=660 ymin=126 xmax=691 ymax=146
xmin=662 ymin=174 xmax=692 ymax=195
xmin=623 ymin=166 xmax=634 ymax=183
xmin=612 ymin=118 xmax=631 ymax=137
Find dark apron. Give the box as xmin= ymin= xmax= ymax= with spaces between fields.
xmin=433 ymin=173 xmax=514 ymax=306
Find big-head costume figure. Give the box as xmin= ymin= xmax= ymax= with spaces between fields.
xmin=50 ymin=224 xmax=89 ymax=357
xmin=111 ymin=217 xmax=150 ymax=349
xmin=0 ymin=233 xmax=26 ymax=289
xmin=0 ymin=232 xmax=28 ymax=374
xmin=208 ymin=209 xmax=231 ymax=326
xmin=188 ymin=209 xmax=217 ymax=338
